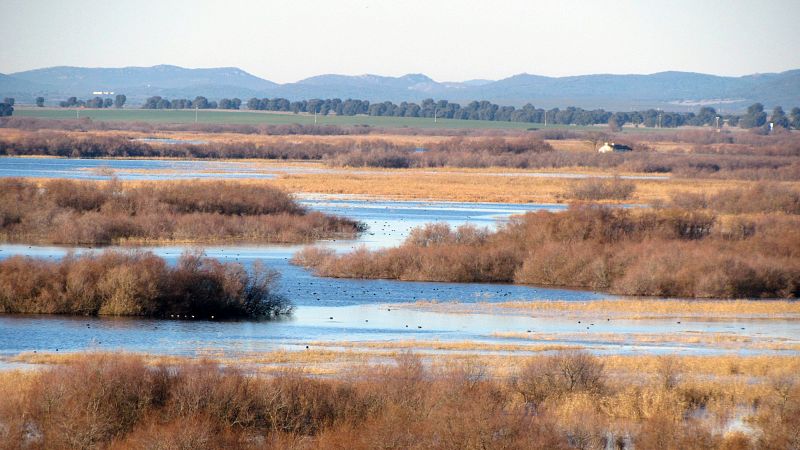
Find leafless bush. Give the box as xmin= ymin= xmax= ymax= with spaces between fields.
xmin=0 ymin=250 xmax=292 ymax=318
xmin=515 ymin=351 xmax=606 ymax=407
xmin=566 ymin=177 xmax=636 ymax=201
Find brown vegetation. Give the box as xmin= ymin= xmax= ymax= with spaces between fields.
xmin=1 ymin=351 xmax=798 ymax=449
xmin=0 ymin=250 xmax=291 ymax=318
xmin=294 ymin=198 xmax=800 ymax=298
xmin=666 ymin=182 xmax=800 ymax=214
xmin=2 ymin=126 xmax=799 ymax=179
xmin=564 ymin=177 xmax=636 ymax=201
xmin=0 ymin=178 xmax=363 ymax=245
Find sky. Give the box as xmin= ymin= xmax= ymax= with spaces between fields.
xmin=2 ymin=0 xmax=799 ymax=83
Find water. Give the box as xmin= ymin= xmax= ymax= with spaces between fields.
xmin=0 ymin=158 xmax=793 ymax=360
xmin=0 ymin=156 xmax=276 ymax=180
xmin=0 ymin=156 xmax=668 ymax=181
xmin=2 ymin=308 xmax=797 ymax=358
xmin=0 ymin=198 xmax=577 ymax=308
xmin=132 ymin=137 xmax=208 ymax=145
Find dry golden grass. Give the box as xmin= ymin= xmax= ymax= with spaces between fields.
xmin=493 ymin=331 xmax=800 ymax=350
xmin=601 ymin=354 xmax=800 ymax=377
xmin=7 ymin=351 xmax=187 ymax=366
xmin=24 ymin=164 xmax=727 ymax=205
xmin=269 ymin=170 xmax=760 ymax=204
xmin=9 ymin=348 xmax=799 ymax=379
xmin=407 ymin=299 xmax=800 ymax=320
xmin=0 ymin=127 xmax=453 ymax=147
xmin=307 ymin=339 xmax=580 ymax=353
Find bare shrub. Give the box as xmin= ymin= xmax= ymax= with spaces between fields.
xmin=566 ymin=177 xmax=636 ymax=201
xmin=0 ymin=250 xmax=292 ymax=319
xmin=515 ymin=351 xmax=606 ymax=407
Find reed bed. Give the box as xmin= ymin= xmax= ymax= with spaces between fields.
xmin=0 ymin=178 xmax=363 ymax=245
xmin=294 ymin=202 xmax=800 ymax=298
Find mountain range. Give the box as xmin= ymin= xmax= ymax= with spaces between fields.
xmin=2 ymin=64 xmax=798 ymax=112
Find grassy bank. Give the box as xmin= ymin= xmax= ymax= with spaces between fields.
xmin=0 ymin=250 xmax=291 ymax=318
xmin=1 ymin=351 xmax=797 ymax=448
xmin=0 ymin=178 xmax=363 ymax=245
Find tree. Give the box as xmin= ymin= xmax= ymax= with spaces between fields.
xmin=770 ymin=106 xmax=789 ymax=129
xmin=142 ymin=96 xmax=170 ymax=109
xmin=59 ymin=97 xmax=79 ymax=108
xmin=608 ymin=113 xmax=626 ymax=132
xmin=586 ymin=131 xmax=609 ymax=151
xmin=247 ymin=98 xmax=261 ymax=110
xmin=0 ymin=102 xmax=12 ymax=116
xmin=192 ymin=96 xmax=209 ymax=109
xmin=694 ymin=106 xmax=717 ymax=126
xmin=739 ymin=103 xmax=767 ymax=129
xmin=790 ymin=107 xmax=800 ymax=130
xmin=103 ymin=98 xmax=113 ymax=108
xmin=85 ymin=96 xmax=104 ymax=108
xmin=2 ymin=97 xmax=14 ymax=106
xmin=35 ymin=97 xmax=45 ymax=107
xmin=114 ymin=94 xmax=126 ymax=108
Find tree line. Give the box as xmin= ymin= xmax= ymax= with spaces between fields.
xmin=23 ymin=92 xmax=797 ymax=131
xmin=141 ymin=95 xmax=240 ymax=110
xmin=138 ymin=94 xmax=800 ymax=130
xmin=57 ymin=95 xmax=126 ymax=108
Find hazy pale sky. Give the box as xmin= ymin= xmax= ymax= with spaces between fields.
xmin=2 ymin=0 xmax=798 ymax=82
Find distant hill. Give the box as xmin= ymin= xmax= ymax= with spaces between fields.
xmin=2 ymin=64 xmax=798 ymax=112
xmin=0 ymin=73 xmax=46 ymax=96
xmin=3 ymin=65 xmax=276 ymax=103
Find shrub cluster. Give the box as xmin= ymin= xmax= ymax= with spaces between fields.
xmin=294 ymin=201 xmax=800 ymax=298
xmin=0 ymin=178 xmax=363 ymax=245
xmin=0 ymin=250 xmax=291 ymax=318
xmin=0 ymin=351 xmax=797 ymax=448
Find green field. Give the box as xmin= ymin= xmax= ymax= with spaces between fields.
xmin=14 ymin=107 xmax=606 ymax=131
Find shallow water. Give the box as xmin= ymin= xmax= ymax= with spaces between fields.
xmin=0 ymin=198 xmax=578 ymax=308
xmin=0 ymin=158 xmax=794 ymax=359
xmin=0 ymin=156 xmax=276 ymax=180
xmin=132 ymin=137 xmax=209 ymax=145
xmin=2 ymin=306 xmax=798 ymax=358
xmin=0 ymin=156 xmax=668 ymax=181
